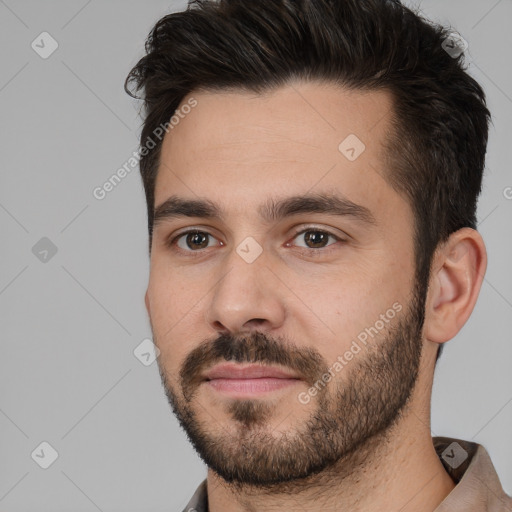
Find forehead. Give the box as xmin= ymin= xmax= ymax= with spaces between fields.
xmin=154 ymin=81 xmax=406 ymax=227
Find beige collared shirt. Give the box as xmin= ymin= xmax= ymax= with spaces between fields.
xmin=181 ymin=437 xmax=512 ymax=511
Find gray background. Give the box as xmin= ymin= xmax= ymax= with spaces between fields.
xmin=1 ymin=1 xmax=511 ymax=510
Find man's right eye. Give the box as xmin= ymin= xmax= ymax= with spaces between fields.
xmin=166 ymin=229 xmax=222 ymax=253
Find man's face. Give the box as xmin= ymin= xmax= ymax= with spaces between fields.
xmin=145 ymin=81 xmax=426 ymax=486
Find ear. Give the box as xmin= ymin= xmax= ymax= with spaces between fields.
xmin=144 ymin=289 xmax=151 ymax=316
xmin=423 ymin=227 xmax=487 ymax=344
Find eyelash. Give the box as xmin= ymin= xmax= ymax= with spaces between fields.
xmin=165 ymin=226 xmax=346 ymax=257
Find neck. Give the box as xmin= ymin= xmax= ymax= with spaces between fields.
xmin=206 ymin=405 xmax=455 ymax=512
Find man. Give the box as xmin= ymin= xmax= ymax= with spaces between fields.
xmin=125 ymin=0 xmax=511 ymax=510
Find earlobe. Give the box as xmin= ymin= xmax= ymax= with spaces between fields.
xmin=424 ymin=228 xmax=487 ymax=344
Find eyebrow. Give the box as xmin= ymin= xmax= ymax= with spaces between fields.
xmin=153 ymin=192 xmax=376 ymax=228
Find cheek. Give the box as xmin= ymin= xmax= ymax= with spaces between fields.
xmin=300 ymin=261 xmax=408 ymax=352
xmin=146 ymin=272 xmax=202 ymax=366
xmin=147 ymin=256 xmax=200 ymax=320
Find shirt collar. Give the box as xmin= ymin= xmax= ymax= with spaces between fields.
xmin=433 ymin=436 xmax=511 ymax=511
xmin=181 ymin=437 xmax=511 ymax=512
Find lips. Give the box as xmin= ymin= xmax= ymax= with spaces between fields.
xmin=203 ymin=362 xmax=300 ymax=381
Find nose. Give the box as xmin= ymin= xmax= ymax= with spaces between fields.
xmin=204 ymin=245 xmax=286 ymax=335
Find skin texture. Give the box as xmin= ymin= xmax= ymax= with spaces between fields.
xmin=144 ymin=80 xmax=487 ymax=511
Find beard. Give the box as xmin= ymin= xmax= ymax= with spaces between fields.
xmin=154 ymin=283 xmax=426 ymax=491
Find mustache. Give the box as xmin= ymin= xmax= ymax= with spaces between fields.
xmin=179 ymin=331 xmax=329 ymax=399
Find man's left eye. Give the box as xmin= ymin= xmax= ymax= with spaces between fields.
xmin=289 ymin=228 xmax=342 ymax=250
